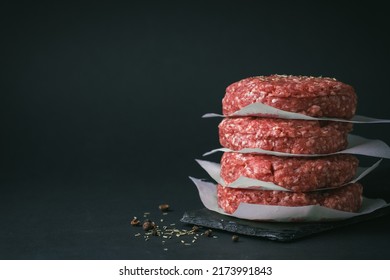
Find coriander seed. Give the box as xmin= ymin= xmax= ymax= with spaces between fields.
xmin=130 ymin=217 xmax=140 ymax=226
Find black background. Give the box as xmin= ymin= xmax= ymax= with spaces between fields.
xmin=1 ymin=1 xmax=390 ymax=259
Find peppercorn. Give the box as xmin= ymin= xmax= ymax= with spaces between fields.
xmin=204 ymin=229 xmax=212 ymax=237
xmin=159 ymin=204 xmax=170 ymax=212
xmin=192 ymin=225 xmax=199 ymax=232
xmin=143 ymin=220 xmax=155 ymax=231
xmin=232 ymin=235 xmax=239 ymax=242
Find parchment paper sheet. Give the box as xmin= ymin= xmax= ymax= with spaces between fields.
xmin=203 ymin=102 xmax=390 ymax=123
xmin=189 ymin=177 xmax=389 ymax=222
xmin=204 ymin=134 xmax=390 ymax=159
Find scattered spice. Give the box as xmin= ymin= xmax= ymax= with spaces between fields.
xmin=131 ymin=204 xmax=240 ymax=250
xmin=159 ymin=204 xmax=170 ymax=212
xmin=130 ymin=217 xmax=140 ymax=226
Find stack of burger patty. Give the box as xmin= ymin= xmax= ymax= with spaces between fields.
xmin=217 ymin=75 xmax=362 ymax=214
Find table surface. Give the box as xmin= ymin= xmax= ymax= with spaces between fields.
xmin=1 ymin=166 xmax=390 ymax=260
xmin=1 ymin=0 xmax=390 ymax=261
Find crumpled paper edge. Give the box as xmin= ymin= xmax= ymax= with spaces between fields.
xmin=189 ymin=177 xmax=389 ymax=222
xmin=195 ymin=159 xmax=382 ymax=191
xmin=203 ymin=102 xmax=390 ymax=123
xmin=204 ymin=134 xmax=390 ymax=159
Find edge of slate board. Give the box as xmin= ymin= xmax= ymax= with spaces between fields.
xmin=180 ymin=206 xmax=390 ymax=242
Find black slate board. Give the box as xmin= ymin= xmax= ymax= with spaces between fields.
xmin=180 ymin=206 xmax=390 ymax=242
